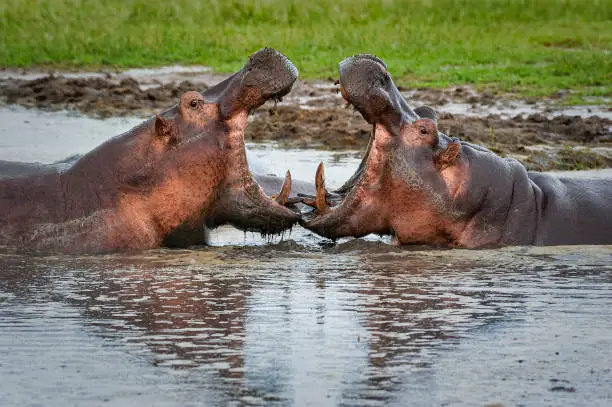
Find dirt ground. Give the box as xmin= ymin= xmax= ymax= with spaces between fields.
xmin=246 ymin=106 xmax=612 ymax=171
xmin=0 ymin=74 xmax=209 ymax=118
xmin=1 ymin=73 xmax=610 ymax=171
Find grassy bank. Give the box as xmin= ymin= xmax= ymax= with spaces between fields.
xmin=1 ymin=0 xmax=610 ymax=101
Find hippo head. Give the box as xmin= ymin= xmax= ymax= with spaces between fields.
xmin=202 ymin=47 xmax=299 ymax=118
xmin=116 ymin=48 xmax=301 ymax=243
xmin=302 ymin=55 xmax=466 ymax=244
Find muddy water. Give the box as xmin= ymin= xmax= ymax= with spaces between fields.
xmin=1 ymin=246 xmax=611 ymax=406
xmin=1 ymin=108 xmax=612 ymax=406
xmin=0 ymin=106 xmax=142 ymax=163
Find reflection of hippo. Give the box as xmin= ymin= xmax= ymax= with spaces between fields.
xmin=303 ymin=55 xmax=612 ymax=247
xmin=0 ymin=48 xmax=302 ymax=253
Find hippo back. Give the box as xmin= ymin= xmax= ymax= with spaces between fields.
xmin=0 ymin=160 xmax=55 ymax=179
xmin=529 ymin=172 xmax=612 ymax=245
xmin=0 ymin=156 xmax=80 ymax=180
xmin=0 ymin=170 xmax=65 ymax=243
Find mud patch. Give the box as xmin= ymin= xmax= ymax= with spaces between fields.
xmin=437 ymin=112 xmax=612 ymax=171
xmin=0 ymin=75 xmax=208 ymax=118
xmin=400 ymin=85 xmax=500 ymax=107
xmin=522 ymin=146 xmax=611 ymax=172
xmin=3 ymin=73 xmax=610 ymax=119
xmin=1 ymin=73 xmax=611 ymax=171
xmin=246 ymin=105 xmax=612 ymax=171
xmin=246 ymin=106 xmax=371 ymax=149
xmin=441 ymin=112 xmax=612 ymax=146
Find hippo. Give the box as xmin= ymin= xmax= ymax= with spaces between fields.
xmin=302 ymin=54 xmax=612 ymax=247
xmin=0 ymin=48 xmax=304 ymax=253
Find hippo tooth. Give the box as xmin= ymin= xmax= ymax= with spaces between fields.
xmin=315 ymin=162 xmax=330 ymax=214
xmin=274 ymin=170 xmax=292 ymax=206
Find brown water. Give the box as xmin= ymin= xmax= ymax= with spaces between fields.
xmin=1 ymin=106 xmax=612 ymax=406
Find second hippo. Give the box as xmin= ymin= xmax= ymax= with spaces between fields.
xmin=302 ymin=55 xmax=612 ymax=247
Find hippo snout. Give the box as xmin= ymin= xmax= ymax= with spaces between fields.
xmin=338 ymin=54 xmax=388 ymax=104
xmin=245 ymin=47 xmax=298 ymax=99
xmin=338 ymin=54 xmax=417 ymax=126
xmin=208 ymin=47 xmax=298 ymax=118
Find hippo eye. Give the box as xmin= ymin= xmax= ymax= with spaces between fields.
xmin=419 ymin=127 xmax=428 ymax=136
xmin=189 ymin=99 xmax=204 ymax=108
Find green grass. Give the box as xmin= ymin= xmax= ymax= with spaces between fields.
xmin=1 ymin=0 xmax=611 ymax=101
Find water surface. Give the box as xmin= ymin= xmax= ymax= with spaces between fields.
xmin=1 ymin=106 xmax=611 ymax=406
xmin=1 ymin=245 xmax=611 ymax=406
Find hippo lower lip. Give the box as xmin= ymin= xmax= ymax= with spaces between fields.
xmin=204 ymin=169 xmax=301 ymax=237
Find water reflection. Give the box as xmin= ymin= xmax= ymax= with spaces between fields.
xmin=0 ymin=244 xmax=611 ymax=406
xmin=65 ymin=251 xmax=253 ymax=402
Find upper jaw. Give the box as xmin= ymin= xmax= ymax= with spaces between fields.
xmin=338 ymin=54 xmax=417 ymax=131
xmin=301 ymin=56 xmax=410 ymax=235
xmin=244 ymin=47 xmax=298 ymax=102
xmin=197 ymin=49 xmax=300 ymax=234
xmin=203 ymin=47 xmax=298 ymax=118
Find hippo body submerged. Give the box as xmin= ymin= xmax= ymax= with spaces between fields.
xmin=0 ymin=160 xmax=64 ymax=179
xmin=0 ymin=158 xmax=314 ymax=250
xmin=303 ymin=55 xmax=612 ymax=247
xmin=435 ymin=139 xmax=612 ymax=247
xmin=528 ymin=172 xmax=611 ymax=245
xmin=1 ymin=128 xmax=226 ymax=252
xmin=0 ymin=48 xmax=303 ymax=253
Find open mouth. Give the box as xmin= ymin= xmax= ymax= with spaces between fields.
xmin=302 ymin=55 xmax=396 ymax=207
xmin=203 ymin=48 xmax=303 ymax=236
xmin=300 ymin=54 xmax=419 ymax=239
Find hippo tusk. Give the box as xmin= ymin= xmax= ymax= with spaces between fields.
xmin=276 ymin=170 xmax=292 ymax=205
xmin=270 ymin=170 xmax=292 ymax=205
xmin=315 ymin=162 xmax=330 ymax=214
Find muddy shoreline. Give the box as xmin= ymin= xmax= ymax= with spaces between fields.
xmin=1 ymin=71 xmax=610 ymax=171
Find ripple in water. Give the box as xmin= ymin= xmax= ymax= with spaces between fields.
xmin=0 ymin=244 xmax=611 ymax=406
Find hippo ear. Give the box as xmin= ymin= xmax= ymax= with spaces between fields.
xmin=414 ymin=106 xmax=437 ymax=124
xmin=435 ymin=141 xmax=461 ymax=170
xmin=154 ymin=116 xmax=178 ymax=145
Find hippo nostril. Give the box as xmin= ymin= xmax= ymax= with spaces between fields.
xmin=190 ymin=99 xmax=198 ymax=108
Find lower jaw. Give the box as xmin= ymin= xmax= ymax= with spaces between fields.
xmin=207 ymin=177 xmax=298 ymax=233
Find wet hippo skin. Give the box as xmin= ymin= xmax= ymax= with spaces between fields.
xmin=0 ymin=48 xmax=302 ymax=253
xmin=302 ymin=55 xmax=612 ymax=247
